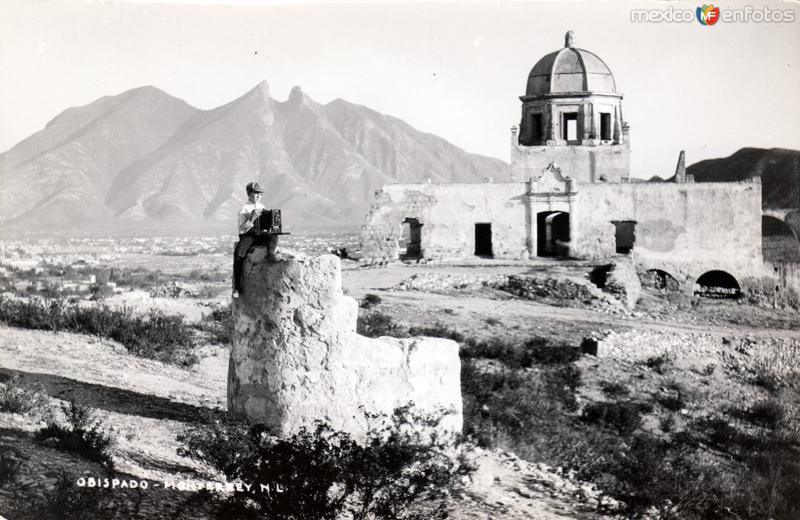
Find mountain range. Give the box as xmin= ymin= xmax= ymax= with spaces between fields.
xmin=0 ymin=82 xmax=509 ymax=234
xmin=3 ymin=84 xmax=798 ymax=237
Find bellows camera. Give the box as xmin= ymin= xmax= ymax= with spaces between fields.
xmin=254 ymin=209 xmax=283 ymax=234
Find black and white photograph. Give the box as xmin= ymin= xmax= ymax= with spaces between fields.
xmin=0 ymin=0 xmax=799 ymax=518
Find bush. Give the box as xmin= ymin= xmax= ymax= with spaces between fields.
xmin=26 ymin=471 xmax=146 ymax=520
xmin=177 ymin=406 xmax=471 ymax=520
xmin=643 ymin=352 xmax=673 ymax=374
xmin=600 ymin=381 xmax=630 ymax=398
xmin=0 ymin=296 xmax=196 ymax=366
xmin=33 ymin=472 xmax=113 ymax=520
xmin=35 ymin=400 xmax=115 ymax=471
xmin=657 ymin=384 xmax=687 ymax=412
xmin=746 ymin=399 xmax=785 ymax=428
xmin=357 ymin=312 xmax=404 ymax=338
xmin=360 ymin=293 xmax=382 ymax=309
xmin=461 ymin=336 xmax=581 ymax=369
xmin=407 ymin=324 xmax=464 ymax=342
xmin=0 ymin=374 xmax=51 ymax=417
xmin=581 ymin=401 xmax=644 ymax=435
xmin=462 ymin=362 xmax=580 ymax=448
xmin=0 ymin=445 xmax=24 ymax=486
xmin=596 ymin=434 xmax=726 ymax=519
xmin=198 ymin=303 xmax=233 ymax=345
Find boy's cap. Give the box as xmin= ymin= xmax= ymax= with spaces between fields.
xmin=246 ymin=181 xmax=264 ymax=193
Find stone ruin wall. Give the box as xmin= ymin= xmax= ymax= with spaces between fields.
xmin=574 ymin=181 xmax=767 ymax=285
xmin=228 ymin=249 xmax=463 ymax=441
xmin=361 ymin=182 xmax=529 ymax=263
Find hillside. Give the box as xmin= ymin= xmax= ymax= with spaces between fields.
xmin=0 ymin=82 xmax=509 ymax=234
xmin=0 ymin=87 xmax=198 ymax=232
xmin=687 ymin=148 xmax=800 ymax=209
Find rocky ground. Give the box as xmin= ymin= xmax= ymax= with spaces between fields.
xmin=1 ymin=255 xmax=799 ymax=519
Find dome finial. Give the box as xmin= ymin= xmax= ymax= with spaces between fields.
xmin=565 ymin=30 xmax=575 ymax=48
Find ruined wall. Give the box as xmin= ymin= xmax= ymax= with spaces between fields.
xmin=573 ymin=181 xmax=765 ymax=282
xmin=228 ymin=251 xmax=463 ymax=441
xmin=763 ymin=261 xmax=800 ymax=306
xmin=511 ymin=143 xmax=630 ymax=183
xmin=361 ymin=182 xmax=530 ymax=262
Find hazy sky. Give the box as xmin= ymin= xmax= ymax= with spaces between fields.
xmin=1 ymin=0 xmax=798 ymax=178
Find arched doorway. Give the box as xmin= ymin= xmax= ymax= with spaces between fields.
xmin=537 ymin=211 xmax=570 ymax=257
xmin=642 ymin=269 xmax=679 ymax=291
xmin=762 ymin=216 xmax=800 ymax=262
xmin=694 ymin=270 xmax=741 ymax=299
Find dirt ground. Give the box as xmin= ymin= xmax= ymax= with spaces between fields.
xmin=1 ymin=254 xmax=799 ymax=519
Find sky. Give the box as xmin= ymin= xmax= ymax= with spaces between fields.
xmin=1 ymin=0 xmax=798 ymax=178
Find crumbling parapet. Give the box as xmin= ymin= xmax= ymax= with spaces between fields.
xmin=228 ymin=249 xmax=463 ymax=441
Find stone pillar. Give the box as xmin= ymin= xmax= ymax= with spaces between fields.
xmin=674 ymin=150 xmax=686 ymax=183
xmin=228 ymin=250 xmax=463 ymax=441
xmin=510 ymin=126 xmax=520 ymax=181
xmin=547 ymin=103 xmax=558 ymax=145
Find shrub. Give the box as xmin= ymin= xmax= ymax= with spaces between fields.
xmin=360 ymin=293 xmax=382 ymax=309
xmin=600 ymin=381 xmax=630 ymax=398
xmin=36 ymin=400 xmax=115 ymax=471
xmin=461 ymin=336 xmax=581 ymax=369
xmin=746 ymin=399 xmax=785 ymax=428
xmin=357 ymin=312 xmax=404 ymax=338
xmin=596 ymin=434 xmax=726 ymax=519
xmin=0 ymin=445 xmax=24 ymax=486
xmin=27 ymin=471 xmax=146 ymax=520
xmin=734 ymin=436 xmax=800 ymax=519
xmin=0 ymin=296 xmax=196 ymax=366
xmin=34 ymin=472 xmax=111 ymax=520
xmin=462 ymin=362 xmax=581 ymax=448
xmin=657 ymin=384 xmax=687 ymax=412
xmin=407 ymin=324 xmax=464 ymax=342
xmin=660 ymin=413 xmax=676 ymax=433
xmin=177 ymin=406 xmax=471 ymax=520
xmin=582 ymin=401 xmax=644 ymax=435
xmin=643 ymin=352 xmax=673 ymax=375
xmin=0 ymin=374 xmax=51 ymax=417
xmin=198 ymin=304 xmax=233 ymax=345
xmin=750 ymin=371 xmax=782 ymax=392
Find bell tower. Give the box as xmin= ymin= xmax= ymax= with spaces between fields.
xmin=511 ymin=31 xmax=631 ymax=183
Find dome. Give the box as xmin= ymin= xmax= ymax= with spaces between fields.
xmin=525 ymin=32 xmax=616 ymax=96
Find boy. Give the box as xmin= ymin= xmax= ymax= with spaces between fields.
xmin=232 ymin=181 xmax=266 ymax=297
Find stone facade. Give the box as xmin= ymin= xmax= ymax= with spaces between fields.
xmin=228 ymin=250 xmax=463 ymax=441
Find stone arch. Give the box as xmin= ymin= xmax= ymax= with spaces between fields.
xmin=693 ymin=270 xmax=741 ymax=299
xmin=537 ymin=211 xmax=570 ymax=257
xmin=762 ymin=215 xmax=800 ymax=262
xmin=642 ymin=269 xmax=680 ymax=291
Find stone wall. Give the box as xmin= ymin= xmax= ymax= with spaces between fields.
xmin=511 ymin=142 xmax=630 ymax=184
xmin=760 ymin=261 xmax=800 ymax=307
xmin=573 ymin=181 xmax=765 ymax=284
xmin=360 ymin=178 xmax=767 ymax=292
xmin=361 ymin=182 xmax=530 ymax=263
xmin=228 ymin=250 xmax=463 ymax=441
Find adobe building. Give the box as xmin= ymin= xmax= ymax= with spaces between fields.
xmin=361 ymin=31 xmax=774 ymax=296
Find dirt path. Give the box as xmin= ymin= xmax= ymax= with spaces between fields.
xmin=378 ymin=290 xmax=800 ymax=340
